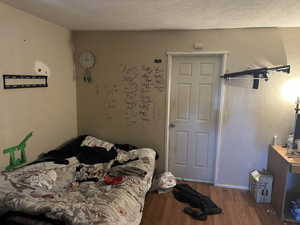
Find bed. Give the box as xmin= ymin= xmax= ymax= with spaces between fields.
xmin=0 ymin=136 xmax=156 ymax=225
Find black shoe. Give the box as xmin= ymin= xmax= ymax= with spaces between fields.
xmin=183 ymin=207 xmax=207 ymax=221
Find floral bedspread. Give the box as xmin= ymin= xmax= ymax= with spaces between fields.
xmin=0 ymin=148 xmax=156 ymax=225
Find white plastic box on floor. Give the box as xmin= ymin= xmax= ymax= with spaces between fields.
xmin=249 ymin=170 xmax=273 ymax=203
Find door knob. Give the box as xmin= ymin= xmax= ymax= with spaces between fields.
xmin=169 ymin=123 xmax=176 ymax=128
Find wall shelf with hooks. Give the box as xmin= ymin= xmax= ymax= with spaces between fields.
xmin=3 ymin=74 xmax=48 ymax=89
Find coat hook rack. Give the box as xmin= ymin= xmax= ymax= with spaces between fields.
xmin=3 ymin=74 xmax=48 ymax=89
xmin=220 ymin=65 xmax=290 ymax=89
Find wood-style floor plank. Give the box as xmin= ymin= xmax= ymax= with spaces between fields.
xmin=140 ymin=181 xmax=296 ymax=225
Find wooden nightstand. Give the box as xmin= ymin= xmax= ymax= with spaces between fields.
xmin=267 ymin=145 xmax=300 ymax=223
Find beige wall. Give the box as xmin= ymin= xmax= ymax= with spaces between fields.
xmin=0 ymin=2 xmax=77 ymax=169
xmin=73 ymin=28 xmax=299 ymax=188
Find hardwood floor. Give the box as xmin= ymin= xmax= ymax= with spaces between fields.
xmin=140 ymin=181 xmax=297 ymax=225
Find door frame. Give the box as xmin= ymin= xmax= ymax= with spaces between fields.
xmin=164 ymin=51 xmax=228 ymax=184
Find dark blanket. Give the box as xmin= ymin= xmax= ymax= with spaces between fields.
xmin=41 ymin=135 xmax=88 ymax=159
xmin=77 ymin=146 xmax=117 ymax=164
xmin=29 ymin=135 xmax=158 ymax=166
xmin=0 ymin=211 xmax=65 ymax=225
xmin=31 ymin=135 xmax=117 ymax=165
xmin=114 ymin=144 xmax=138 ymax=152
xmin=29 ymin=135 xmax=88 ymax=165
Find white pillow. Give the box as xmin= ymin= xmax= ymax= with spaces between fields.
xmin=81 ymin=136 xmax=114 ymax=151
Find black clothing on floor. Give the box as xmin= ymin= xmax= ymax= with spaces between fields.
xmin=173 ymin=183 xmax=222 ymax=220
xmin=183 ymin=207 xmax=207 ymax=221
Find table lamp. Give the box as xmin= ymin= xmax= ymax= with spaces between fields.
xmin=281 ymin=79 xmax=300 ymax=146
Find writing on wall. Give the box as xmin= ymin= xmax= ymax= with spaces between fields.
xmin=104 ymin=64 xmax=165 ymax=125
xmin=121 ymin=65 xmax=140 ymax=125
xmin=104 ymin=84 xmax=119 ymax=120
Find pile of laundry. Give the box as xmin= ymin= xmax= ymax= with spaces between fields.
xmin=29 ymin=135 xmax=158 ymax=165
xmin=73 ymin=163 xmax=147 ymax=186
xmin=173 ymin=184 xmax=222 ymax=221
xmin=151 ymin=172 xmax=177 ymax=194
xmin=31 ymin=135 xmax=141 ymax=165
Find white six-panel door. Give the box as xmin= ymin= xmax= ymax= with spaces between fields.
xmin=169 ymin=55 xmax=221 ymax=183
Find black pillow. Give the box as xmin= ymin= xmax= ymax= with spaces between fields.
xmin=114 ymin=144 xmax=138 ymax=152
xmin=77 ymin=146 xmax=117 ymax=164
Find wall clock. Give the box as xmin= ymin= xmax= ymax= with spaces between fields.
xmin=79 ymin=51 xmax=96 ymax=83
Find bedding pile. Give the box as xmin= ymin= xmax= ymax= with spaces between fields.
xmin=0 ymin=136 xmax=156 ymax=225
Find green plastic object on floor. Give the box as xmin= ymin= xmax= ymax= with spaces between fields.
xmin=3 ymin=132 xmax=33 ymax=171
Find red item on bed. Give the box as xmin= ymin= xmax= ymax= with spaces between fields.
xmin=104 ymin=175 xmax=123 ymax=185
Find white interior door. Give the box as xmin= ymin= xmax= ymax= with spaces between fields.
xmin=169 ymin=55 xmax=221 ymax=183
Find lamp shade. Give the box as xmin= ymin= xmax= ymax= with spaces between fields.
xmin=281 ymin=78 xmax=300 ymax=103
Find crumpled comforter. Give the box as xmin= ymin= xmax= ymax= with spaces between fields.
xmin=0 ymin=148 xmax=156 ymax=225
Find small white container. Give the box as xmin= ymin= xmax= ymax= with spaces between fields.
xmin=296 ymin=139 xmax=300 ymax=151
xmin=288 ymin=133 xmax=294 ymax=149
xmin=249 ymin=170 xmax=273 ymax=203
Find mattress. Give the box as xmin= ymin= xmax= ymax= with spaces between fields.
xmin=0 ymin=148 xmax=156 ymax=225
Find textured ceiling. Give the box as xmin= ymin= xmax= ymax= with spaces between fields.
xmin=2 ymin=0 xmax=300 ymax=30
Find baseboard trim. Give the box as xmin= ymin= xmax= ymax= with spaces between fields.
xmin=176 ymin=177 xmax=213 ymax=184
xmin=175 ymin=178 xmax=249 ymax=191
xmin=214 ymin=183 xmax=249 ymax=190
